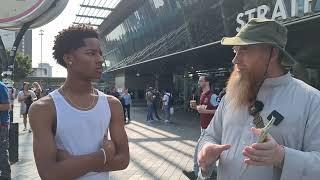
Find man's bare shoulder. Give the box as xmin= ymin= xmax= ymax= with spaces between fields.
xmin=29 ymin=95 xmax=55 ymax=121
xmin=30 ymin=95 xmax=54 ymax=110
xmin=107 ymin=95 xmax=121 ymax=106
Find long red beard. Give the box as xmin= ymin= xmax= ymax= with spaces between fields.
xmin=225 ymin=68 xmax=258 ymax=110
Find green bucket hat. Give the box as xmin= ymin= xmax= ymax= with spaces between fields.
xmin=221 ymin=18 xmax=295 ymax=66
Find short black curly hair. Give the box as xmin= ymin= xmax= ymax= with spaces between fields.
xmin=53 ymin=24 xmax=99 ymax=68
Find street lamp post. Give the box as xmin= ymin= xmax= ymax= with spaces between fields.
xmin=39 ymin=29 xmax=44 ymax=77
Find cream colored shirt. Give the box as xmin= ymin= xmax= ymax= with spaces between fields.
xmin=199 ymin=73 xmax=320 ymax=180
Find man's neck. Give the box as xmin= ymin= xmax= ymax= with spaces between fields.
xmin=63 ymin=76 xmax=92 ymax=95
xmin=266 ymin=64 xmax=287 ymax=78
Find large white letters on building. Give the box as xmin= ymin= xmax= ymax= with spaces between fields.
xmin=236 ymin=0 xmax=314 ymax=32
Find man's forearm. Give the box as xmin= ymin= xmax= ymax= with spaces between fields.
xmin=0 ymin=103 xmax=10 ymax=111
xmin=105 ymin=150 xmax=129 ymax=171
xmin=280 ymin=147 xmax=320 ymax=180
xmin=39 ymin=151 xmax=104 ymax=180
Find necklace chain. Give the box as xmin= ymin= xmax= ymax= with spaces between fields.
xmin=62 ymin=87 xmax=96 ymax=110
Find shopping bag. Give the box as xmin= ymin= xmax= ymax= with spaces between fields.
xmin=170 ymin=107 xmax=174 ymax=115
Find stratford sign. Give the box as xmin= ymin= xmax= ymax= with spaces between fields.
xmin=236 ymin=0 xmax=315 ymax=32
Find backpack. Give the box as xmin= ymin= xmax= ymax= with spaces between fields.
xmin=168 ymin=94 xmax=174 ymax=107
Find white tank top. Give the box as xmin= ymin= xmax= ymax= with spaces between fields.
xmin=50 ymin=89 xmax=111 ymax=180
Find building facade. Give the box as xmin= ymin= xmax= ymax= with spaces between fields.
xmin=0 ymin=29 xmax=15 ymax=49
xmin=0 ymin=29 xmax=32 ymax=57
xmin=30 ymin=63 xmax=53 ymax=77
xmin=17 ymin=30 xmax=32 ymax=58
xmin=100 ymin=0 xmax=320 ymax=102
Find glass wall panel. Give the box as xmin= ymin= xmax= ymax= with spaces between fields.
xmin=104 ymin=0 xmax=320 ymax=69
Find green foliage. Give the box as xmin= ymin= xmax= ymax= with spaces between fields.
xmin=12 ymin=52 xmax=33 ymax=82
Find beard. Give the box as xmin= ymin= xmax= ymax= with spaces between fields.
xmin=225 ymin=68 xmax=259 ymax=110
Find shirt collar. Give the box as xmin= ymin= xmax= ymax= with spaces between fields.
xmin=261 ymin=72 xmax=292 ymax=88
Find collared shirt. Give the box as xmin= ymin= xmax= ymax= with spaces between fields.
xmin=122 ymin=93 xmax=132 ymax=105
xmin=199 ymin=73 xmax=320 ymax=180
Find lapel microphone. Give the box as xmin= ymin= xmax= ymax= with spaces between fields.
xmin=267 ymin=110 xmax=284 ymax=126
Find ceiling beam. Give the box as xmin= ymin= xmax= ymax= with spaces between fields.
xmin=73 ymin=22 xmax=100 ymax=27
xmin=76 ymin=14 xmax=105 ymax=20
xmin=80 ymin=4 xmax=114 ymax=11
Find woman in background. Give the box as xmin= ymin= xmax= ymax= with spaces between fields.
xmin=18 ymin=82 xmax=37 ymax=132
xmin=32 ymin=82 xmax=43 ymax=100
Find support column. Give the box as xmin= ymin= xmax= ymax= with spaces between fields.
xmin=183 ymin=69 xmax=189 ymax=111
xmin=155 ymin=73 xmax=159 ymax=89
xmin=115 ymin=70 xmax=125 ymax=93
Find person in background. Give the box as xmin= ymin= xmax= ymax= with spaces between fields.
xmin=32 ymin=82 xmax=43 ymax=100
xmin=152 ymin=88 xmax=162 ymax=121
xmin=162 ymin=89 xmax=173 ymax=124
xmin=183 ymin=75 xmax=219 ymax=179
xmin=17 ymin=82 xmax=37 ymax=132
xmin=109 ymin=87 xmax=120 ymax=99
xmin=121 ymin=88 xmax=132 ymax=124
xmin=6 ymin=84 xmax=16 ymax=112
xmin=0 ymin=81 xmax=11 ymax=179
xmin=145 ymin=87 xmax=155 ymax=122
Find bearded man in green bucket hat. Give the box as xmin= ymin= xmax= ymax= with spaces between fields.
xmin=196 ymin=18 xmax=320 ymax=180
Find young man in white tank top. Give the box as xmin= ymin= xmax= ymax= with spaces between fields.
xmin=28 ymin=25 xmax=129 ymax=180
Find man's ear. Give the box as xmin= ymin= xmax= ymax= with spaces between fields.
xmin=63 ymin=54 xmax=68 ymax=64
xmin=63 ymin=54 xmax=73 ymax=66
xmin=271 ymin=48 xmax=281 ymax=63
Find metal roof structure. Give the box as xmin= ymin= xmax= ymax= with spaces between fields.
xmin=106 ymin=23 xmax=191 ymax=71
xmin=73 ymin=0 xmax=122 ymax=27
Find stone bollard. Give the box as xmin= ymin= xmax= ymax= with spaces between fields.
xmin=9 ymin=122 xmax=19 ymax=163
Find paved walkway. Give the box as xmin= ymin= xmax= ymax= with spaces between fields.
xmin=10 ymin=101 xmax=201 ymax=180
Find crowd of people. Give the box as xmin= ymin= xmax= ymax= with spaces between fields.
xmin=106 ymin=86 xmax=178 ymax=125
xmin=145 ymin=87 xmax=175 ymax=123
